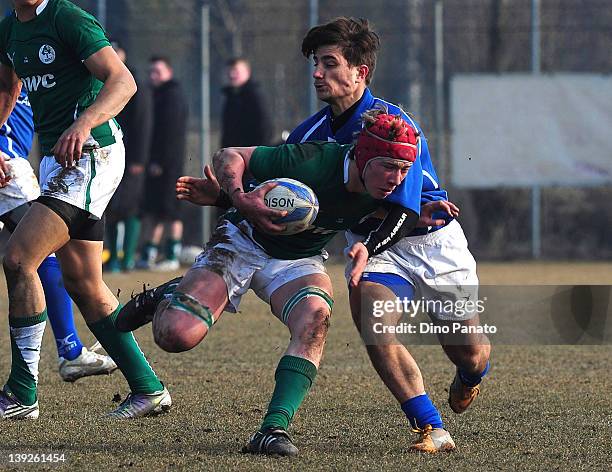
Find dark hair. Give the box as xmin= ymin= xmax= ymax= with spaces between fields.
xmin=226 ymin=57 xmax=250 ymax=68
xmin=301 ymin=17 xmax=380 ymax=85
xmin=149 ymin=55 xmax=172 ymax=68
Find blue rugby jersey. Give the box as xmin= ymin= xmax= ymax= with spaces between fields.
xmin=0 ymin=89 xmax=34 ymax=159
xmin=287 ymin=88 xmax=450 ymax=233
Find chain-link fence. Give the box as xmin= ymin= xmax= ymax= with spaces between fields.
xmin=2 ymin=0 xmax=610 ymax=259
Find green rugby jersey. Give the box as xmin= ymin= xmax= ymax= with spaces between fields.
xmin=226 ymin=141 xmax=381 ymax=260
xmin=0 ymin=0 xmax=119 ymax=155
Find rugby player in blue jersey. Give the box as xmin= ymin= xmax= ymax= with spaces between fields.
xmin=288 ymin=18 xmax=490 ymax=453
xmin=0 ymin=88 xmax=117 ymax=383
xmin=174 ymin=17 xmax=491 ymax=453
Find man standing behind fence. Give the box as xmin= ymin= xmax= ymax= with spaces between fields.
xmin=138 ymin=56 xmax=188 ymax=271
xmin=221 ymin=57 xmax=272 ymax=147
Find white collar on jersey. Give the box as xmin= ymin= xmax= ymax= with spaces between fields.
xmin=36 ymin=0 xmax=50 ymax=16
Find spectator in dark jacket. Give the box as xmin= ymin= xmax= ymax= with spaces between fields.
xmin=138 ymin=56 xmax=188 ymax=271
xmin=105 ymin=43 xmax=152 ymax=272
xmin=221 ymin=58 xmax=272 ymax=147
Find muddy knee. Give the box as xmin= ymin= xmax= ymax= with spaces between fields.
xmin=296 ymin=306 xmax=331 ymax=347
xmin=2 ymin=249 xmax=32 ymax=280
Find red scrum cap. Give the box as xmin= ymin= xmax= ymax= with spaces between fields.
xmin=354 ymin=110 xmax=420 ymax=177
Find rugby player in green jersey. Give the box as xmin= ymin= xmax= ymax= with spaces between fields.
xmin=116 ymin=110 xmax=452 ymax=456
xmin=0 ymin=0 xmax=170 ymax=420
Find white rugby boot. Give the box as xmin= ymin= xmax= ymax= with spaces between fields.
xmin=59 ymin=342 xmax=118 ymax=382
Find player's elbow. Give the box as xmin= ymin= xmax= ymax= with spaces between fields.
xmin=212 ymin=148 xmax=232 ymax=173
xmin=212 ymin=148 xmax=224 ymax=171
xmin=125 ymin=73 xmax=137 ymax=99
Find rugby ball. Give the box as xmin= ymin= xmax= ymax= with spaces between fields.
xmin=258 ymin=178 xmax=319 ymax=235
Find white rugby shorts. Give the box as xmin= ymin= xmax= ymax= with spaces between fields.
xmin=345 ymin=219 xmax=479 ymax=321
xmin=0 ymin=157 xmax=40 ymax=216
xmin=193 ymin=219 xmax=328 ymax=322
xmin=39 ymin=138 xmax=125 ymax=219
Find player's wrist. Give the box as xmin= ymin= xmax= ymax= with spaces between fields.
xmin=73 ymin=113 xmax=95 ymax=133
xmin=229 ymin=187 xmax=245 ymax=206
xmin=362 ymin=236 xmax=375 ymax=256
xmin=214 ymin=189 xmax=232 ymax=209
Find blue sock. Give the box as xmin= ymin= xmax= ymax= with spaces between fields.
xmin=38 ymin=256 xmax=83 ymax=360
xmin=458 ymin=361 xmax=490 ymax=388
xmin=401 ymin=394 xmax=444 ymax=429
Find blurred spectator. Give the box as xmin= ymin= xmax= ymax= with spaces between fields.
xmin=137 ymin=56 xmax=188 ymax=271
xmin=105 ymin=42 xmax=152 ymax=272
xmin=221 ymin=57 xmax=272 ymax=147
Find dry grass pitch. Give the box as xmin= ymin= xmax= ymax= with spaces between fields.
xmin=0 ymin=262 xmax=611 ymax=470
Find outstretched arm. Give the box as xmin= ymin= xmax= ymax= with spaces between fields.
xmin=176 ymin=165 xmax=230 ymax=207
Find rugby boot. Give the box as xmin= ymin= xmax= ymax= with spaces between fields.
xmin=106 ymin=386 xmax=172 ymax=419
xmin=59 ymin=342 xmax=118 ymax=382
xmin=408 ymin=424 xmax=456 ymax=453
xmin=448 ymin=370 xmax=481 ymax=414
xmin=116 ymin=277 xmax=183 ymax=332
xmin=0 ymin=387 xmax=39 ymax=420
xmin=242 ymin=427 xmax=299 ymax=457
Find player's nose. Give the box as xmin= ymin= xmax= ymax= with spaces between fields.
xmin=388 ymin=168 xmax=403 ymax=185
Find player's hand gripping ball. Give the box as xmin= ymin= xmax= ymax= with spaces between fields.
xmin=257 ymin=178 xmax=319 ymax=235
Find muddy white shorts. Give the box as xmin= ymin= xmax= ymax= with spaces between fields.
xmin=39 ymin=139 xmax=125 ymax=219
xmin=345 ymin=220 xmax=479 ymax=321
xmin=193 ymin=219 xmax=328 ymax=320
xmin=0 ymin=157 xmax=40 ymax=216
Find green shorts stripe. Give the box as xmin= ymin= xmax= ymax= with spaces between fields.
xmin=84 ymin=150 xmax=96 ymax=212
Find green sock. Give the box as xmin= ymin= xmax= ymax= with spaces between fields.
xmin=260 ymin=355 xmax=318 ymax=431
xmin=165 ymin=239 xmax=181 ymax=261
xmin=6 ymin=310 xmax=47 ymax=406
xmin=122 ymin=217 xmax=141 ymax=269
xmin=88 ymin=306 xmax=163 ymax=394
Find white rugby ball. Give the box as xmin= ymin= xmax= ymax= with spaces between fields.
xmin=258 ymin=178 xmax=319 ymax=235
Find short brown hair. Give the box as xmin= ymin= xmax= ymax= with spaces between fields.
xmin=226 ymin=57 xmax=250 ymax=68
xmin=301 ymin=17 xmax=380 ymax=85
xmin=150 ymin=55 xmax=172 ymax=68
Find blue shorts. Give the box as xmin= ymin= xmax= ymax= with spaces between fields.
xmin=358 ymin=272 xmax=415 ymax=300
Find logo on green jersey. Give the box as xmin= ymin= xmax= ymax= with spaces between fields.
xmin=21 ymin=74 xmax=56 ymax=93
xmin=39 ymin=45 xmax=55 ymax=64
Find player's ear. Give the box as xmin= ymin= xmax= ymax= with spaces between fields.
xmin=356 ymin=64 xmax=369 ymax=83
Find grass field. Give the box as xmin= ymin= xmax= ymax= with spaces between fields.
xmin=1 ymin=262 xmax=611 ymax=471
